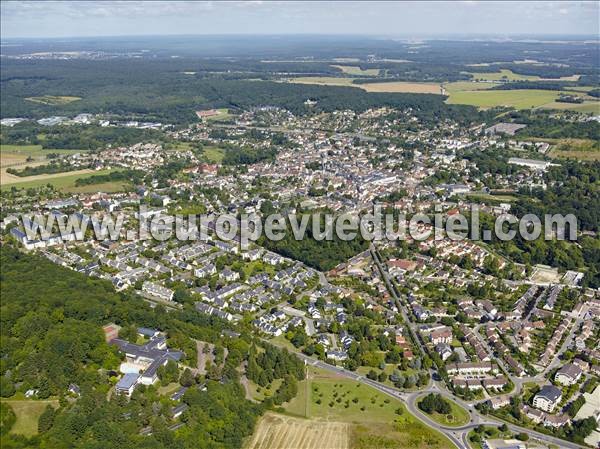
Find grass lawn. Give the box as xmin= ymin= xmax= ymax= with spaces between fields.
xmin=416 ymin=395 xmax=470 ymax=427
xmin=1 ymin=399 xmax=59 ymax=437
xmin=283 ymin=367 xmax=453 ymax=449
xmin=246 ymin=378 xmax=283 ymax=402
xmin=157 ymin=382 xmax=182 ymax=397
xmin=203 ymin=146 xmax=225 ymax=163
xmin=466 ymin=193 xmax=518 ymax=203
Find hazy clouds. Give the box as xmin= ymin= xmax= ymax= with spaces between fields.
xmin=1 ymin=1 xmax=598 ymax=38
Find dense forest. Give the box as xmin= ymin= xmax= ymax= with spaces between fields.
xmin=0 ymin=123 xmax=164 ymax=151
xmin=0 ymin=57 xmax=482 ymax=126
xmin=258 ymin=213 xmax=369 ymax=271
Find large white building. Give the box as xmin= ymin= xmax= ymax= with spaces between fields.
xmin=533 ymin=385 xmax=562 ymax=412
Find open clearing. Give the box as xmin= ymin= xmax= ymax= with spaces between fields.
xmin=203 ymin=146 xmax=225 ymax=163
xmin=246 ymin=412 xmax=349 ymax=449
xmin=24 ymin=95 xmax=81 ymax=105
xmin=331 ymin=65 xmax=380 ymax=76
xmin=1 ymin=400 xmax=58 ymax=437
xmin=548 ymin=138 xmax=600 ymax=161
xmin=279 ymin=366 xmax=452 ymax=449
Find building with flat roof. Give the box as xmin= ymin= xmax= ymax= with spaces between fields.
xmin=116 ymin=373 xmax=140 ymax=396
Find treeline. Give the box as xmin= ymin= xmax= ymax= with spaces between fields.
xmin=6 ymin=162 xmax=84 ymax=177
xmin=489 ymin=81 xmax=575 ymax=91
xmin=74 ymin=169 xmax=143 ymax=186
xmin=222 ymin=146 xmax=278 ymax=166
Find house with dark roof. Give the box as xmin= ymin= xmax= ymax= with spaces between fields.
xmin=533 ymin=385 xmax=562 ymax=412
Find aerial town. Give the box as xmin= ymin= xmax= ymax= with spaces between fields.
xmin=1 ymin=4 xmax=599 ymax=449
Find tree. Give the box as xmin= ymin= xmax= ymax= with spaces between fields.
xmin=38 ymin=405 xmax=56 ymax=433
xmin=0 ymin=377 xmax=15 ymax=398
xmin=179 ymin=368 xmax=195 ymax=387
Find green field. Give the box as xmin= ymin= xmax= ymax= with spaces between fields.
xmin=540 ymin=100 xmax=600 ymax=114
xmin=203 ymin=146 xmax=225 ymax=163
xmin=1 ymin=168 xmax=124 ymax=191
xmin=443 ymin=81 xmax=500 ymax=93
xmin=283 ymin=367 xmax=453 ymax=449
xmin=1 ymin=400 xmax=58 ymax=437
xmin=446 ymin=89 xmax=565 ymax=109
xmin=24 ymin=95 xmax=81 ymax=105
xmin=416 ymin=395 xmax=470 ymax=427
xmin=548 ymin=138 xmax=600 ymax=161
xmin=1 ymin=144 xmax=84 ymax=158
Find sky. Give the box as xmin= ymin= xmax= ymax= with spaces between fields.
xmin=1 ymin=1 xmax=598 ymax=39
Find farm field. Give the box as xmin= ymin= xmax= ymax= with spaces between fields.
xmin=288 ymin=77 xmax=443 ymax=94
xmin=443 ymin=81 xmax=500 ymax=92
xmin=279 ymin=366 xmax=452 ymax=449
xmin=331 ymin=65 xmax=380 ymax=76
xmin=361 ymin=81 xmax=442 ymax=94
xmin=24 ymin=95 xmax=81 ymax=105
xmin=289 ymin=76 xmax=598 ymax=112
xmin=1 ymin=400 xmax=58 ymax=437
xmin=288 ymin=77 xmax=357 ymax=87
xmin=539 ymin=100 xmax=600 ymax=114
xmin=416 ymin=395 xmax=470 ymax=427
xmin=246 ymin=412 xmax=349 ymax=449
xmin=445 ymin=88 xmax=565 ymax=109
xmin=1 ymin=168 xmax=120 ymax=191
xmin=466 ymin=69 xmax=580 ymax=82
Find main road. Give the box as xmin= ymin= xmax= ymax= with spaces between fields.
xmin=294 ymin=351 xmax=586 ymax=449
